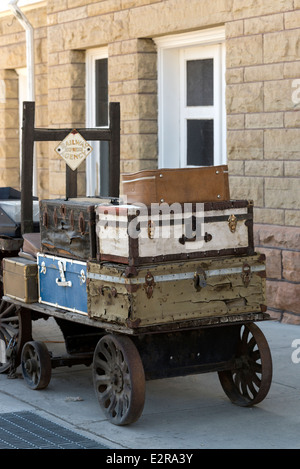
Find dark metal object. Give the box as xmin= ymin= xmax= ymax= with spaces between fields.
xmin=132 ymin=326 xmax=240 ymax=380
xmin=21 ymin=101 xmax=120 ymax=234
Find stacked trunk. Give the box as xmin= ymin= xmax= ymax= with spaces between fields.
xmin=31 ymin=165 xmax=266 ymax=327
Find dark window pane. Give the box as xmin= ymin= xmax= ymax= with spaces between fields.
xmin=187 ymin=119 xmax=214 ymax=166
xmin=95 ymin=58 xmax=108 ymax=126
xmin=186 ymin=59 xmax=213 ymax=106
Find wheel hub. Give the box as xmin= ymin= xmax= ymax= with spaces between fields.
xmin=25 ymin=358 xmax=37 ymax=374
xmin=111 ymin=365 xmax=123 ymax=393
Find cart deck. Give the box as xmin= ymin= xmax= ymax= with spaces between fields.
xmin=0 ymin=292 xmax=272 ymax=426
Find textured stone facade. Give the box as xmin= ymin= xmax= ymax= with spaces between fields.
xmin=0 ymin=0 xmax=299 ymax=322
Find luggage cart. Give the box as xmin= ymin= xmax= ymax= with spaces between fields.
xmin=0 ymin=283 xmax=272 ymax=426
xmin=0 ymin=101 xmax=272 ymax=426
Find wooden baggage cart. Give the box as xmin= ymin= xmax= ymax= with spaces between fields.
xmin=0 ymin=251 xmax=272 ymax=426
xmin=0 ymin=101 xmax=272 ymax=426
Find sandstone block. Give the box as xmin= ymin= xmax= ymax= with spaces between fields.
xmin=229 ymin=176 xmax=264 ymax=205
xmin=254 ymin=224 xmax=300 ymax=250
xmin=264 ymin=129 xmax=300 ymax=160
xmin=88 ymin=1 xmax=122 ymax=17
xmin=264 ymin=30 xmax=300 ymax=64
xmin=285 ymin=111 xmax=300 ymax=128
xmin=225 ymin=20 xmax=243 ymax=38
xmin=282 ymin=251 xmax=300 ymax=282
xmin=57 ymin=6 xmax=87 ymax=23
xmin=254 ymin=208 xmax=284 ymax=226
xmin=244 ymin=14 xmax=283 ymax=34
xmin=284 ymin=10 xmax=300 ymax=29
xmin=232 ymin=0 xmax=292 ymax=18
xmin=227 ymin=82 xmax=263 ymax=113
xmin=284 ymin=61 xmax=300 ymax=79
xmin=244 ymin=64 xmax=283 ymax=82
xmin=265 ymin=178 xmax=300 ymax=210
xmin=285 ymin=211 xmax=300 ymax=227
xmin=226 ymin=114 xmax=245 ymax=130
xmin=226 ymin=35 xmax=263 ymax=68
xmin=284 ymin=161 xmax=300 ymax=177
xmin=47 ymin=0 xmax=68 ymax=14
xmin=245 ymin=112 xmax=283 ymax=129
xmin=227 ymin=160 xmax=244 ymax=175
xmin=266 ymin=281 xmax=300 ymax=314
xmin=227 ymin=130 xmax=263 ymax=160
xmin=226 ymin=68 xmax=244 ymax=85
xmin=245 ymin=160 xmax=283 ymax=177
xmin=256 ymin=247 xmax=282 ymax=279
xmin=264 ymin=79 xmax=295 ymax=112
xmin=48 ymin=63 xmax=85 ymax=90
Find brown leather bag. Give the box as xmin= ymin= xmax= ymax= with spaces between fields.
xmin=121 ymin=165 xmax=230 ymax=205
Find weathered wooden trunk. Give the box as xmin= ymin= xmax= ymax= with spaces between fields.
xmin=97 ymin=200 xmax=254 ymax=266
xmin=3 ymin=257 xmax=38 ymax=303
xmin=87 ymin=253 xmax=266 ymax=329
xmin=39 ymin=198 xmax=107 ymax=261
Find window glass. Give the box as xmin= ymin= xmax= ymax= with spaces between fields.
xmin=186 ymin=59 xmax=214 ymax=106
xmin=187 ymin=119 xmax=214 ymax=166
xmin=95 ymin=58 xmax=108 ymax=127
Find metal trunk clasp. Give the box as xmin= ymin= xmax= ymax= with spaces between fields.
xmin=242 ymin=263 xmax=251 ymax=287
xmin=228 ymin=214 xmax=237 ymax=233
xmin=56 ymin=260 xmax=72 ymax=287
xmin=144 ymin=272 xmax=155 ymax=298
xmin=193 ymin=268 xmax=207 ymax=291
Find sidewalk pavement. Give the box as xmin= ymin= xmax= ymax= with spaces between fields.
xmin=0 ymin=317 xmax=299 ymax=450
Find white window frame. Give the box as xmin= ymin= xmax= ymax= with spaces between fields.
xmin=154 ymin=27 xmax=226 ymax=169
xmin=86 ymin=47 xmax=108 ymax=196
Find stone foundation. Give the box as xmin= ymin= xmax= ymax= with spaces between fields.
xmin=254 ymin=224 xmax=300 ymax=324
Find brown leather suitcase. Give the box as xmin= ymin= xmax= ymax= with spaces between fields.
xmin=120 ymin=165 xmax=230 ymax=205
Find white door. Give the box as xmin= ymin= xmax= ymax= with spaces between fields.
xmin=155 ymin=28 xmax=226 ymax=169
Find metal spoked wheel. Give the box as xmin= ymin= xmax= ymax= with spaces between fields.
xmin=21 ymin=341 xmax=52 ymax=390
xmin=0 ymin=299 xmax=32 ymax=374
xmin=218 ymin=323 xmax=272 ymax=407
xmin=93 ymin=334 xmax=145 ymax=426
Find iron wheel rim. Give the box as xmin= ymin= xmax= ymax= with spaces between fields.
xmin=218 ymin=323 xmax=272 ymax=407
xmin=93 ymin=334 xmax=145 ymax=425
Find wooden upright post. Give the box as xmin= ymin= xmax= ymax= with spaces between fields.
xmin=21 ymin=101 xmax=35 ymax=234
xmin=66 ymin=166 xmax=77 ymax=199
xmin=109 ymin=102 xmax=120 ymax=198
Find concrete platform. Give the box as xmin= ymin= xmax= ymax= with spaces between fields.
xmin=0 ymin=317 xmax=299 ymax=450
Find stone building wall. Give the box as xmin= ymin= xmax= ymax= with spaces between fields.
xmin=0 ymin=0 xmax=299 ymax=322
xmin=225 ymin=3 xmax=300 ymax=323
